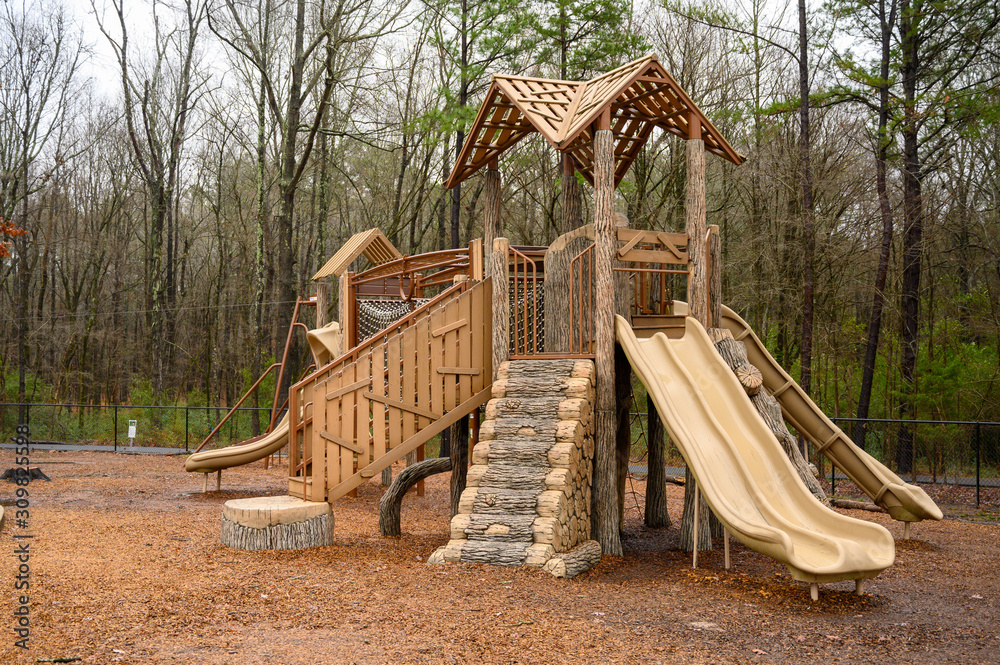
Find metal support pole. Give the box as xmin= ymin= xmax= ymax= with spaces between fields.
xmin=724 ymin=527 xmax=730 ymax=570
xmin=185 ymin=407 xmax=190 ymax=453
xmin=976 ymin=422 xmax=981 ymax=508
xmin=692 ymin=489 xmax=700 ymax=569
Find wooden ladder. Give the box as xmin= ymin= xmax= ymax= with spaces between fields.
xmin=288 ymin=278 xmax=493 ymax=502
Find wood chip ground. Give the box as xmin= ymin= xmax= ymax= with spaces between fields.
xmin=1 ymin=451 xmax=998 ymax=664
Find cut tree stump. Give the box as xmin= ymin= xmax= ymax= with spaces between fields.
xmin=543 ymin=539 xmax=602 ymax=578
xmin=734 ymin=364 xmax=763 ymax=395
xmin=221 ymin=496 xmax=333 ymax=551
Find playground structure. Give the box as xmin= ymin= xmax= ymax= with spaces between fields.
xmin=187 ymin=55 xmax=941 ymax=596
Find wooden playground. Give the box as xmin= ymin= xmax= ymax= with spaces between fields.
xmin=186 ymin=55 xmax=941 ymax=598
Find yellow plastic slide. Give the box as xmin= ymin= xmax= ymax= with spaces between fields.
xmin=715 ymin=305 xmax=942 ymax=523
xmin=184 ymin=322 xmax=340 ymax=475
xmin=616 ymin=315 xmax=895 ymax=584
xmin=184 ymin=412 xmax=289 ymax=474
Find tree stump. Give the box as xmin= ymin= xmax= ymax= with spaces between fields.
xmin=543 ymin=539 xmax=602 ymax=578
xmin=221 ymin=496 xmax=333 ymax=551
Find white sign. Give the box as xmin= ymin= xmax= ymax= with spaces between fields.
xmin=127 ymin=420 xmax=137 ymax=439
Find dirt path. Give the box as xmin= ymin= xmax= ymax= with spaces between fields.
xmin=1 ymin=452 xmax=997 ymax=664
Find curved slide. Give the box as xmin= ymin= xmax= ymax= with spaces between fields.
xmin=617 ymin=315 xmax=895 ymax=583
xmin=715 ymin=305 xmax=942 ymax=523
xmin=184 ymin=412 xmax=289 ymax=474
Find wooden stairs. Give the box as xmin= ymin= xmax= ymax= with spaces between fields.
xmin=288 ymin=278 xmax=493 ymax=502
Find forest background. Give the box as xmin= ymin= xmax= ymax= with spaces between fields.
xmin=2 ymin=0 xmax=998 ymax=453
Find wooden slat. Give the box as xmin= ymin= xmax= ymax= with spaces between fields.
xmin=437 ymin=367 xmax=481 ymax=376
xmin=400 ymin=324 xmax=418 ymax=444
xmin=372 ymin=333 xmax=387 ymax=471
xmin=414 ymin=312 xmax=432 ymax=431
xmin=619 ymin=248 xmax=690 ymax=264
xmin=340 ymin=360 xmax=356 ymax=486
xmin=443 ymin=297 xmax=460 ymax=411
xmin=327 ymin=387 xmax=493 ymax=501
xmin=308 ymin=374 xmax=324 ymax=501
xmin=457 ymin=286 xmax=474 ymax=400
xmin=320 ymin=429 xmax=366 ymax=455
xmin=387 ymin=331 xmax=402 ymax=452
xmin=326 ymin=378 xmax=369 ymax=401
xmin=358 ymin=348 xmax=372 ymax=468
xmin=432 ymin=319 xmax=467 ymax=338
xmin=364 ymin=392 xmax=438 ymax=420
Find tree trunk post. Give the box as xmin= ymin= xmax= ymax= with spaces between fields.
xmin=315 ymin=279 xmax=330 ymax=329
xmin=450 ymin=415 xmax=470 ymax=517
xmin=680 ymin=114 xmax=712 ymax=553
xmin=591 ymin=111 xmax=622 ymax=556
xmin=644 ymin=393 xmax=670 ymax=528
xmin=561 ymin=153 xmax=582 ymax=235
xmin=338 ymin=273 xmax=352 ymax=350
xmin=491 ymin=237 xmax=510 ymax=380
xmin=484 ymin=158 xmax=501 ymax=276
xmin=708 ymin=224 xmax=721 ymax=328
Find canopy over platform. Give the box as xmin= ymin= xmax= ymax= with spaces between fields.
xmin=312 ymin=228 xmax=402 ymax=281
xmin=444 ymin=54 xmax=744 ymax=190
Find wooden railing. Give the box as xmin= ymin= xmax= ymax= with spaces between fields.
xmin=288 ymin=278 xmax=492 ymax=502
xmin=509 ymin=246 xmax=542 ymax=358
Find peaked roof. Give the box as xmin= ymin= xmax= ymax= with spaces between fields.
xmin=444 ymin=54 xmax=744 ymax=189
xmin=312 ymin=228 xmax=402 ymax=281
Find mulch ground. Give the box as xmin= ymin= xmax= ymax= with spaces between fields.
xmin=1 ymin=451 xmax=998 ymax=664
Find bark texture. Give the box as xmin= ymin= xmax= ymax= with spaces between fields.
xmin=709 ymin=329 xmax=829 ymax=505
xmin=430 ymin=359 xmax=597 ymax=577
xmin=221 ymin=513 xmax=333 ymax=551
xmin=543 ymin=539 xmax=602 ymax=578
xmin=644 ymin=393 xmax=671 ymax=528
xmin=592 ymin=126 xmax=621 ymax=556
xmin=379 ymin=457 xmax=452 ymax=537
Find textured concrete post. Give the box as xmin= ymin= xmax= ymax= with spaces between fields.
xmin=484 ymin=159 xmax=501 ymax=277
xmin=592 ymin=112 xmax=622 ymax=556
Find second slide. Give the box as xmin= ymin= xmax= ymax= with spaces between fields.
xmin=616 ymin=315 xmax=895 ymax=584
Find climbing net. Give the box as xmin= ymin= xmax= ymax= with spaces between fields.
xmin=356 ymin=298 xmax=432 ymax=343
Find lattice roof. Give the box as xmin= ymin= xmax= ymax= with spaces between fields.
xmin=312 ymin=228 xmax=402 ymax=281
xmin=444 ymin=54 xmax=744 ymax=190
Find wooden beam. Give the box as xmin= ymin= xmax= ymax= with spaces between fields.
xmin=363 ymin=392 xmax=438 ymax=420
xmin=319 ymin=430 xmax=366 ymax=455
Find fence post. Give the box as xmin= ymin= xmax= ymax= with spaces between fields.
xmin=976 ymin=422 xmax=981 ymax=509
xmin=114 ymin=405 xmax=118 ymax=452
xmin=185 ymin=407 xmax=189 ymax=453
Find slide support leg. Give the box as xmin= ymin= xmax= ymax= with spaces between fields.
xmin=692 ymin=489 xmax=699 ymax=569
xmin=904 ymin=522 xmax=911 ymax=540
xmin=856 ymin=579 xmax=864 ymax=596
xmin=810 ymin=583 xmax=818 ymax=602
xmin=216 ymin=470 xmax=222 ymax=492
xmin=724 ymin=528 xmax=730 ymax=570
xmin=203 ymin=473 xmax=208 ymax=493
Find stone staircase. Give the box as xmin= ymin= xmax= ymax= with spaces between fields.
xmin=429 ymin=358 xmax=601 ymax=577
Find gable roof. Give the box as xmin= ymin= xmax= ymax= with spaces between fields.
xmin=444 ymin=54 xmax=744 ymax=189
xmin=311 ymin=228 xmax=402 ymax=281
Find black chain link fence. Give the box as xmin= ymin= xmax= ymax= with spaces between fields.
xmin=829 ymin=417 xmax=1000 ymax=509
xmin=0 ymin=402 xmax=272 ymax=453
